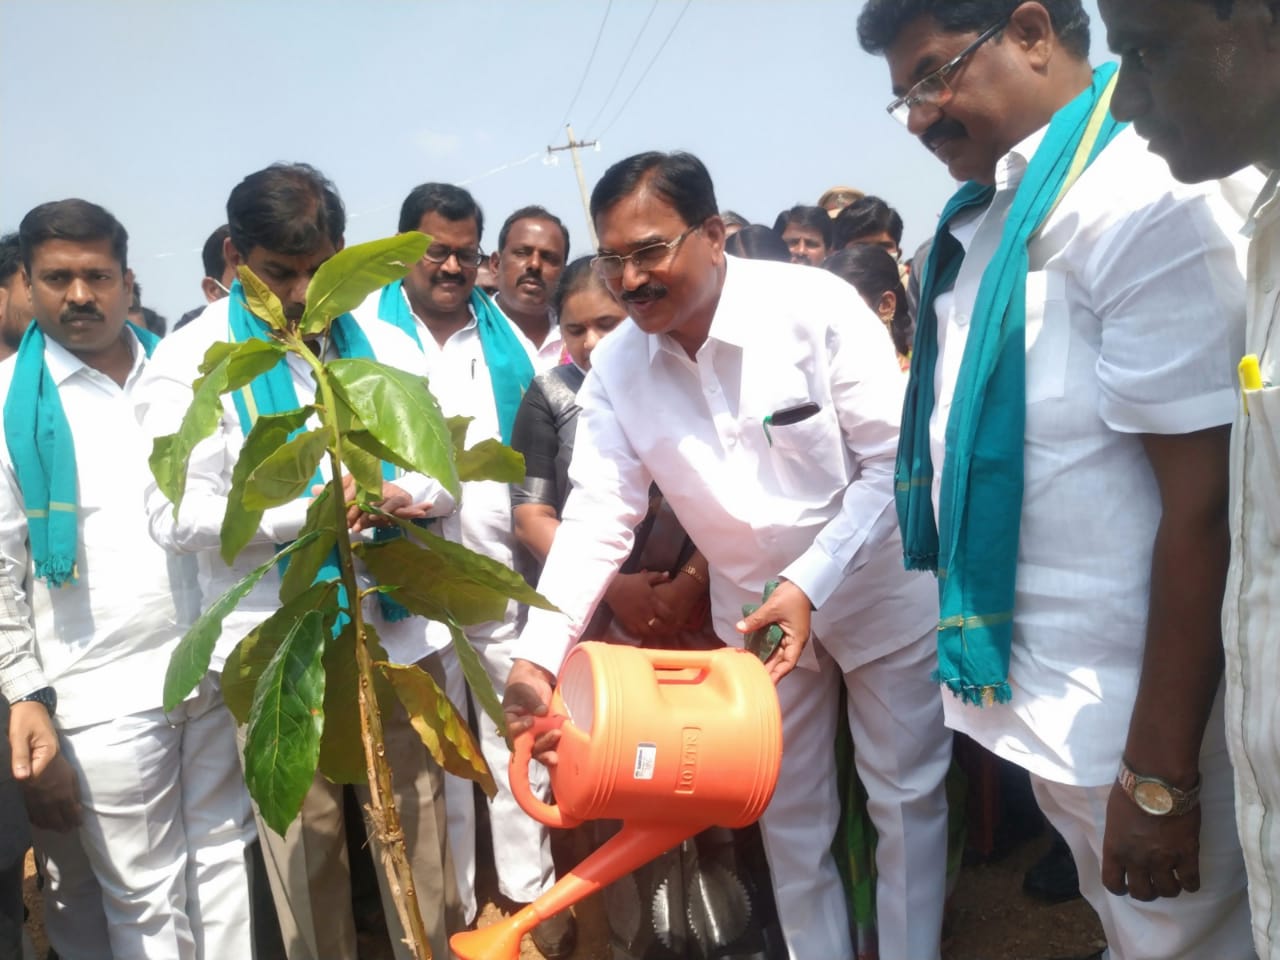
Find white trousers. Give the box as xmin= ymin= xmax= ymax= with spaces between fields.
xmin=759 ymin=631 xmax=953 ymax=960
xmin=440 ymin=634 xmax=555 ymax=909
xmin=36 ymin=677 xmax=255 ymax=960
xmin=1030 ymin=692 xmax=1255 ymax=960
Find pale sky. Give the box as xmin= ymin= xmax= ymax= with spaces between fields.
xmin=0 ymin=0 xmax=1110 ymax=325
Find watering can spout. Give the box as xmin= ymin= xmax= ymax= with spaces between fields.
xmin=449 ymin=820 xmax=696 ymax=960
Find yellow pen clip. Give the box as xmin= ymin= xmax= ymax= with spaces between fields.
xmin=1239 ymin=354 xmax=1263 ymax=415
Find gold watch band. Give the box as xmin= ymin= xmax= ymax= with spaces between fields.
xmin=679 ymin=563 xmax=707 ymax=587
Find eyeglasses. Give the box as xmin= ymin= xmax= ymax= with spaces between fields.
xmin=591 ymin=222 xmax=703 ymax=280
xmin=885 ymin=19 xmax=1006 ymax=126
xmin=423 ymin=243 xmax=486 ymax=268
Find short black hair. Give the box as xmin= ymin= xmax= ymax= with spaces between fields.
xmin=590 ymin=152 xmax=718 ymax=231
xmin=398 ymin=183 xmax=484 ymax=241
xmin=18 ymin=199 xmax=129 ymax=274
xmin=0 ymin=233 xmax=20 ymax=286
xmin=227 ymin=163 xmax=345 ymax=258
xmin=725 ymin=224 xmax=792 ymax=263
xmin=550 ymin=255 xmax=605 ymax=319
xmin=824 ymin=245 xmax=913 ymax=357
xmin=772 ymin=205 xmax=833 ymax=249
xmin=139 ymin=306 xmax=167 ymax=337
xmin=497 ymin=206 xmax=570 ymax=259
xmin=857 ymin=0 xmax=1091 ymax=60
xmin=833 ymin=196 xmax=905 ymax=250
xmin=202 ymin=224 xmax=230 ymax=279
xmin=720 ymin=210 xmax=750 ymax=229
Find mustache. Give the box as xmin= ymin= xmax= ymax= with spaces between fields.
xmin=62 ymin=306 xmax=105 ymax=323
xmin=518 ymin=271 xmax=545 ymax=288
xmin=921 ymin=117 xmax=967 ymax=153
xmin=620 ymin=283 xmax=667 ymax=303
xmin=432 ymin=270 xmax=465 ymax=285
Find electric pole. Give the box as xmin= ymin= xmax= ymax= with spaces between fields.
xmin=547 ymin=124 xmax=599 ymax=249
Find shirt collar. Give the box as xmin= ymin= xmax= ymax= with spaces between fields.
xmin=43 ymin=325 xmax=147 ymax=388
xmin=996 ymin=124 xmax=1050 ymax=193
xmin=644 ymin=255 xmax=742 ymax=366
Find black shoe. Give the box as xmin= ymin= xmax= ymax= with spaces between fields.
xmin=530 ymin=909 xmax=577 ymax=959
xmin=1023 ymin=832 xmax=1081 ymax=904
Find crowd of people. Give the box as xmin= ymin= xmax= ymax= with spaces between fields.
xmin=1 ymin=1 xmax=1279 ymax=959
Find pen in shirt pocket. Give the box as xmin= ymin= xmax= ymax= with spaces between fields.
xmin=1239 ymin=354 xmax=1268 ymax=415
xmin=762 ymin=401 xmax=821 ymax=446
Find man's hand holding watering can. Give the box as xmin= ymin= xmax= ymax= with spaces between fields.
xmin=505 ymin=578 xmax=812 ymax=768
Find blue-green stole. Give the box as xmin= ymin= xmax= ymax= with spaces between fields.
xmin=895 ymin=65 xmax=1127 ymax=705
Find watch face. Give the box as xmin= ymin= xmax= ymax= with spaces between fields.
xmin=1134 ymin=780 xmax=1175 ymax=815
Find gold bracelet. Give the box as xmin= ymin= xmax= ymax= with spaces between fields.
xmin=679 ymin=563 xmax=707 ymax=587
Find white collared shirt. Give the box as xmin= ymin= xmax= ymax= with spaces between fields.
xmin=354 ymin=285 xmax=566 ymax=647
xmin=0 ymin=330 xmax=199 ymax=728
xmin=1222 ymin=167 xmax=1280 ymax=952
xmin=513 ymin=255 xmax=938 ymax=676
xmin=136 ymin=299 xmax=440 ymax=669
xmin=931 ymin=125 xmax=1250 ymax=786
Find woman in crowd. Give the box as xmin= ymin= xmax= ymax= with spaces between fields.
xmin=824 ymin=244 xmax=913 ymax=371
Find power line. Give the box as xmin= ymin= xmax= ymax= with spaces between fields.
xmin=596 ymin=0 xmax=694 ymax=138
xmin=584 ymin=0 xmax=660 ymax=135
xmin=549 ymin=0 xmax=614 ymax=144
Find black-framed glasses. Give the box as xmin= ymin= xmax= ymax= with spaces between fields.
xmin=885 ymin=19 xmax=1006 ymax=126
xmin=590 ymin=222 xmax=704 ymax=280
xmin=423 ymin=242 xmax=486 ymax=267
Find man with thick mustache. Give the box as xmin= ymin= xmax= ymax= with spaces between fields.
xmin=504 ymin=151 xmax=954 ymax=959
xmin=490 ymin=205 xmax=569 ymax=364
xmin=858 ymin=1 xmax=1256 ymax=956
xmin=0 ymin=198 xmax=254 ymax=958
xmin=353 ymin=185 xmax=574 ymax=957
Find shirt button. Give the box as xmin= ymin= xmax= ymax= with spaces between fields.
xmin=707 ymin=384 xmax=720 ymax=395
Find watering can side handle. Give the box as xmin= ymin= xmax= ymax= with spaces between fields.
xmin=509 ymin=717 xmax=583 ymax=829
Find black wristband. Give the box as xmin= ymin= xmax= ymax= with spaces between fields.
xmin=11 ymin=686 xmax=56 ymax=717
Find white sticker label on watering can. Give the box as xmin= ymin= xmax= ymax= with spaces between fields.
xmin=633 ymin=742 xmax=657 ymax=780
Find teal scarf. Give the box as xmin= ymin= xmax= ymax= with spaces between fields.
xmin=896 ymin=65 xmax=1126 ymax=706
xmin=226 ymin=282 xmax=410 ymax=622
xmin=3 ymin=320 xmax=159 ymax=587
xmin=376 ymin=280 xmax=533 ymax=443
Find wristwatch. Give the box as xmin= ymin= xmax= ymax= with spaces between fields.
xmin=1117 ymin=760 xmax=1200 ymax=816
xmin=11 ymin=686 xmax=57 ymax=717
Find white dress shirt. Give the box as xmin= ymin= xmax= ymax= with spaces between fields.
xmin=931 ymin=125 xmax=1249 ymax=787
xmin=354 ymin=285 xmax=565 ymax=648
xmin=1222 ymin=167 xmax=1280 ymax=957
xmin=514 ymin=255 xmax=938 ymax=676
xmin=0 ymin=331 xmax=199 ymax=728
xmin=136 ymin=298 xmax=441 ymax=669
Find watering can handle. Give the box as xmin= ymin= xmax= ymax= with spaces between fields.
xmin=509 ymin=715 xmax=583 ymax=829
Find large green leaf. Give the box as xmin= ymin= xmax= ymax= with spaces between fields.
xmin=162 ymin=530 xmax=322 ymax=711
xmin=221 ymin=407 xmax=315 ymax=564
xmin=244 ymin=610 xmax=327 ymax=836
xmin=380 ymin=659 xmax=496 ymax=798
xmin=340 ymin=436 xmax=385 ymax=500
xmin=302 ymin=233 xmax=431 ymax=333
xmin=456 ymin=439 xmax=525 ymax=483
xmin=279 ymin=484 xmax=341 ymax=605
xmin=356 ymin=537 xmax=497 ymax=626
xmin=445 ymin=619 xmax=508 ymax=750
xmin=242 ymin=429 xmax=330 ymax=510
xmin=237 ymin=266 xmax=289 ymax=332
xmin=318 ymin=623 xmax=397 ymax=785
xmin=221 ymin=581 xmax=338 ymax=724
xmin=328 ymin=359 xmax=459 ymax=499
xmin=445 ymin=415 xmax=473 ymax=456
xmin=151 ymin=339 xmax=285 ymax=510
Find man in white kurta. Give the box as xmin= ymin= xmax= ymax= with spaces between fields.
xmin=1 ymin=199 xmax=254 ymax=960
xmin=508 ymin=151 xmax=954 ymax=960
xmin=1096 ymin=2 xmax=1280 ymax=954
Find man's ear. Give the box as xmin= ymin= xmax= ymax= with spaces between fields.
xmin=123 ymin=268 xmax=136 ymax=304
xmin=223 ymin=236 xmax=243 ymax=273
xmin=489 ymin=250 xmax=501 ymax=272
xmin=1007 ymin=1 xmax=1056 ymax=70
xmin=201 ymin=276 xmax=223 ymax=303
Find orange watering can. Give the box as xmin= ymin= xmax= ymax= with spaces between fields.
xmin=450 ymin=641 xmax=783 ymax=960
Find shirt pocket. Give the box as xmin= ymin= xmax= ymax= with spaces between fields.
xmin=766 ymin=406 xmax=845 ymax=494
xmin=1243 ymin=383 xmax=1280 ymax=545
xmin=1024 ymin=270 xmax=1069 ymax=404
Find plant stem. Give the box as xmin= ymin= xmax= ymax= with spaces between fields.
xmin=313 ymin=369 xmax=433 ymax=957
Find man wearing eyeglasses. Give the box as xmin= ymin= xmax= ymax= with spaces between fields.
xmin=859 ymin=1 xmax=1256 ymax=957
xmin=1093 ymin=3 xmax=1280 ymax=957
xmin=352 ymin=183 xmax=574 ymax=957
xmin=504 ymin=150 xmax=954 ymax=959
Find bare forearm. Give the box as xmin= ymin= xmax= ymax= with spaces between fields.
xmin=513 ymin=505 xmax=561 ymax=565
xmin=1124 ymin=507 xmax=1229 ymax=787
